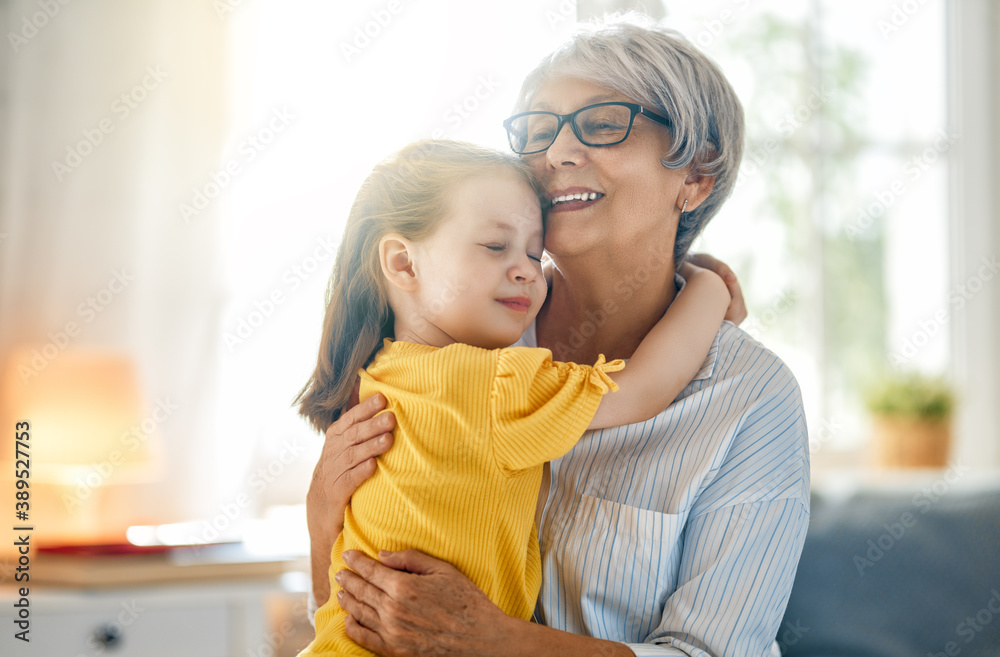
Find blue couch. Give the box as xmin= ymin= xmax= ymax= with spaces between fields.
xmin=779 ymin=477 xmax=1000 ymax=656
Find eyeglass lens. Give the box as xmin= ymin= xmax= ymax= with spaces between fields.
xmin=508 ymin=104 xmax=635 ymax=153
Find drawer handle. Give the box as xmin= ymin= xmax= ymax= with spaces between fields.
xmin=94 ymin=623 xmax=122 ymax=648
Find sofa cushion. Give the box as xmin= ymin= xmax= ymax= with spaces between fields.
xmin=779 ymin=480 xmax=1000 ymax=657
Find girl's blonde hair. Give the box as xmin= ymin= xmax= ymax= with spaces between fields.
xmin=296 ymin=139 xmax=542 ymax=432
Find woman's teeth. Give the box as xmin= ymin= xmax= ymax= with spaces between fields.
xmin=551 ymin=192 xmax=602 ymax=205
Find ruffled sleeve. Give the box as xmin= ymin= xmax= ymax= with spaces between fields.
xmin=490 ymin=347 xmax=625 ymax=473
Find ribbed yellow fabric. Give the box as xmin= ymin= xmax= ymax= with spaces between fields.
xmin=298 ymin=339 xmax=624 ymax=657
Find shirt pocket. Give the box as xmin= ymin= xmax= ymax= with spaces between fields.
xmin=566 ymin=494 xmax=684 ymax=641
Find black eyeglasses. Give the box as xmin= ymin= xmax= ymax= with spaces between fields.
xmin=503 ymin=102 xmax=672 ymax=155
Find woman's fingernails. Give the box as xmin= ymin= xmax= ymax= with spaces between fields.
xmin=334 ymin=571 xmax=343 ymax=584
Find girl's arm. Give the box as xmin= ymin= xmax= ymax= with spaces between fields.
xmin=589 ymin=263 xmax=730 ymax=429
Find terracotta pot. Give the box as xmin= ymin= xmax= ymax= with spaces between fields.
xmin=871 ymin=417 xmax=952 ymax=468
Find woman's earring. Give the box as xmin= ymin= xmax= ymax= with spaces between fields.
xmin=681 ymin=199 xmax=688 ymax=213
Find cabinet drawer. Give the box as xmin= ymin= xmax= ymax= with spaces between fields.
xmin=26 ymin=600 xmax=229 ymax=657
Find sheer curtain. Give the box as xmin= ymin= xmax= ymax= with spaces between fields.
xmin=0 ymin=0 xmax=232 ymax=536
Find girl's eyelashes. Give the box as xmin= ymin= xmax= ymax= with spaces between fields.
xmin=481 ymin=243 xmax=543 ymax=264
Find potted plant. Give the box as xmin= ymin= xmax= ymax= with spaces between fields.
xmin=864 ymin=373 xmax=955 ymax=468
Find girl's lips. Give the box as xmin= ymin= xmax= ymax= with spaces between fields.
xmin=496 ymin=297 xmax=531 ymax=313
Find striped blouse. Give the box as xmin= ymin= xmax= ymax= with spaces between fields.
xmin=514 ymin=318 xmax=810 ymax=656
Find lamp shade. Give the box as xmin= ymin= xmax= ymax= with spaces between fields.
xmin=0 ymin=346 xmax=154 ymax=484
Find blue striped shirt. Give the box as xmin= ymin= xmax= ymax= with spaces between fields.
xmin=514 ymin=318 xmax=810 ymax=656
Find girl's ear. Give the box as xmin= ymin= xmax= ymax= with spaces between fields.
xmin=379 ymin=234 xmax=419 ymax=292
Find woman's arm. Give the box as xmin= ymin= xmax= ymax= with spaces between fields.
xmin=336 ymin=550 xmax=635 ymax=657
xmin=307 ymin=393 xmax=395 ymax=607
xmin=589 ymin=264 xmax=729 ymax=430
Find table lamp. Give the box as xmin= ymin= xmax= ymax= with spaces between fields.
xmin=0 ymin=346 xmax=158 ymax=545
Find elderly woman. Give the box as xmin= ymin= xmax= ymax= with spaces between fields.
xmin=307 ymin=17 xmax=809 ymax=657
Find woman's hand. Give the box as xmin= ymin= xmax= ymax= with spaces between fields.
xmin=686 ymin=252 xmax=747 ymax=325
xmin=336 ymin=549 xmax=508 ymax=657
xmin=336 ymin=550 xmax=634 ymax=657
xmin=307 ymin=393 xmax=396 ymax=607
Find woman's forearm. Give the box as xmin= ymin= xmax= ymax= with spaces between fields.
xmin=310 ymin=531 xmax=335 ymax=607
xmin=496 ymin=615 xmax=635 ymax=657
xmin=308 ymin=511 xmax=339 ymax=607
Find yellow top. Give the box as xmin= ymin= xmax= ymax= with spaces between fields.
xmin=301 ymin=339 xmax=624 ymax=656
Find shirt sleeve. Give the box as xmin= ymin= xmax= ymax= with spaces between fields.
xmin=627 ymin=367 xmax=810 ymax=656
xmin=490 ymin=347 xmax=624 ymax=472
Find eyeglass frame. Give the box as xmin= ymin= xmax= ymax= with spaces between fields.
xmin=502 ymin=101 xmax=673 ymax=155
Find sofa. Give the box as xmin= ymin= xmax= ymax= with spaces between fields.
xmin=779 ymin=473 xmax=1000 ymax=657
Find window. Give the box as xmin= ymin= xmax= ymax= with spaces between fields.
xmin=656 ymin=1 xmax=951 ymax=458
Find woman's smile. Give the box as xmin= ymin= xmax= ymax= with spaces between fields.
xmin=547 ymin=186 xmax=605 ymax=213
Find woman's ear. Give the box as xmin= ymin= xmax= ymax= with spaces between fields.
xmin=679 ymin=169 xmax=716 ymax=213
xmin=379 ymin=234 xmax=419 ymax=292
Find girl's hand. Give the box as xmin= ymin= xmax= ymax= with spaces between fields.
xmin=337 ymin=549 xmax=508 ymax=657
xmin=686 ymin=252 xmax=747 ymax=325
xmin=308 ymin=392 xmax=395 ymax=606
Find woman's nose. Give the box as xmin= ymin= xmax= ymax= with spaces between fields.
xmin=545 ymin=123 xmax=587 ymax=168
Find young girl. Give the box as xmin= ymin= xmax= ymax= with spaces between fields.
xmin=295 ymin=139 xmax=729 ymax=656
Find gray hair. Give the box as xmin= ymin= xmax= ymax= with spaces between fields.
xmin=515 ymin=14 xmax=745 ymax=264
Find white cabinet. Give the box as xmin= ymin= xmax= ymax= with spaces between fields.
xmin=3 ymin=578 xmax=285 ymax=657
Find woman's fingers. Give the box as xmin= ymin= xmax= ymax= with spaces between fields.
xmin=319 ymin=395 xmax=395 ymax=497
xmin=328 ymin=392 xmax=388 ymax=447
xmin=377 ymin=549 xmax=443 ymax=575
xmin=342 ymin=550 xmax=398 ymax=591
xmin=343 ymin=614 xmax=387 ymax=656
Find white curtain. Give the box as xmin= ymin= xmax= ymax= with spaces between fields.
xmin=0 ymin=0 xmax=232 ymax=534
